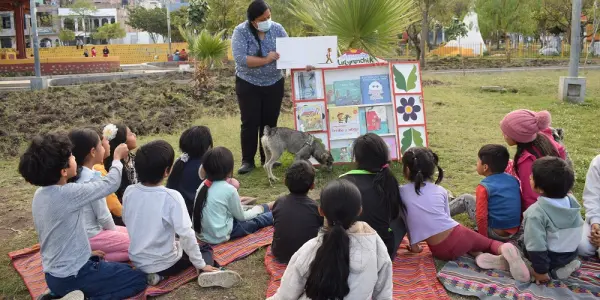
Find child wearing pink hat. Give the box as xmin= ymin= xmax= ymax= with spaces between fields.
xmin=500 ymin=109 xmax=566 ymax=211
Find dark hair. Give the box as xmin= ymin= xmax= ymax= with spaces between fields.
xmin=305 ymin=179 xmax=361 ymax=300
xmin=401 ymin=147 xmax=444 ymax=195
xmin=192 ymin=147 xmax=235 ymax=233
xmin=532 ymin=157 xmax=574 ymax=198
xmin=246 ymin=0 xmax=270 ymax=57
xmin=19 ymin=133 xmax=72 ymax=186
xmin=513 ymin=133 xmax=559 ymax=176
xmin=168 ymin=126 xmax=213 ymax=186
xmin=135 ymin=140 xmax=175 ymax=184
xmin=68 ymin=128 xmax=101 ymax=183
xmin=285 ymin=160 xmax=315 ymax=194
xmin=478 ymin=144 xmax=510 ymax=174
xmin=103 ymin=123 xmax=128 ymax=171
xmin=353 ymin=133 xmax=401 ymax=219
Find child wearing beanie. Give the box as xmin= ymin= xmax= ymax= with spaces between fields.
xmin=500 ymin=109 xmax=566 ymax=211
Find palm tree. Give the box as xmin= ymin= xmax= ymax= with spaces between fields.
xmin=290 ymin=0 xmax=418 ymax=57
xmin=179 ymin=27 xmax=229 ymax=91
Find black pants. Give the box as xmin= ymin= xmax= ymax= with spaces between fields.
xmin=157 ymin=243 xmax=216 ymax=277
xmin=236 ymin=76 xmax=285 ymax=165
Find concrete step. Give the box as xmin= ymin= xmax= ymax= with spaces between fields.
xmin=0 ymin=80 xmax=30 ymax=90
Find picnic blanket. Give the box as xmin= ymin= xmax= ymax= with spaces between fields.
xmin=438 ymin=255 xmax=600 ymax=299
xmin=264 ymin=238 xmax=450 ymax=299
xmin=8 ymin=227 xmax=274 ymax=299
xmin=8 ymin=245 xmax=197 ymax=300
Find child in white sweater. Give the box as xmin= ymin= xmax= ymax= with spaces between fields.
xmin=578 ymin=155 xmax=600 ymax=258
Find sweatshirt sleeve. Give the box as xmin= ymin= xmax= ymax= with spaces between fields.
xmin=170 ymin=192 xmax=206 ymax=270
xmin=268 ymin=242 xmax=311 ymax=300
xmin=228 ymin=188 xmax=263 ymax=221
xmin=373 ymin=236 xmax=393 ymax=300
xmin=94 ymin=164 xmax=122 ymax=217
xmin=524 ymin=214 xmax=550 ymax=274
xmin=584 ymin=155 xmax=600 ymax=225
xmin=92 ymin=198 xmax=116 ymax=231
xmin=517 ymin=156 xmax=537 ymax=211
xmin=65 ymin=160 xmax=123 ymax=212
xmin=475 ymin=185 xmax=489 ymax=237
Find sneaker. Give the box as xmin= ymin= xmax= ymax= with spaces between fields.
xmin=237 ymin=163 xmax=255 ymax=175
xmin=147 ymin=273 xmax=163 ymax=286
xmin=554 ymin=260 xmax=581 ymax=280
xmin=58 ymin=291 xmax=84 ymax=300
xmin=475 ymin=253 xmax=509 ymax=271
xmin=500 ymin=243 xmax=530 ymax=282
xmin=197 ymin=270 xmax=242 ymax=288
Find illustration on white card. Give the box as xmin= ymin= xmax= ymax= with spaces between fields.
xmin=330 ymin=139 xmax=354 ymax=163
xmin=395 ymin=95 xmax=424 ymax=126
xmin=296 ymin=102 xmax=326 ymax=132
xmin=309 ymin=133 xmax=329 ymax=165
xmin=392 ymin=63 xmax=422 ymax=94
xmin=277 ymin=36 xmax=338 ymax=69
xmin=398 ymin=126 xmax=427 ymax=154
xmin=294 ymin=71 xmax=324 ymax=100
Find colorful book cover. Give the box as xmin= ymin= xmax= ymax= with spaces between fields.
xmin=329 ymin=106 xmax=360 ymax=140
xmin=295 ymin=71 xmax=319 ymax=100
xmin=296 ymin=102 xmax=326 ymax=132
xmin=359 ymin=108 xmax=367 ymax=135
xmin=383 ymin=136 xmax=398 ymax=160
xmin=333 ymin=80 xmax=361 ymax=106
xmin=365 ymin=106 xmax=389 ymax=134
xmin=326 ymin=84 xmax=336 ymax=107
xmin=360 ymin=74 xmax=391 ymax=104
xmin=330 ymin=140 xmax=353 ymax=162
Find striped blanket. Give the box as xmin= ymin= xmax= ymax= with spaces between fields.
xmin=212 ymin=226 xmax=274 ymax=266
xmin=264 ymin=238 xmax=450 ymax=299
xmin=438 ymin=255 xmax=600 ymax=300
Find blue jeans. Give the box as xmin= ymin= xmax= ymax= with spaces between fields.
xmin=45 ymin=258 xmax=147 ymax=300
xmin=230 ymin=204 xmax=273 ymax=240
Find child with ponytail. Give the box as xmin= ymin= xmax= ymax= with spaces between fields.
xmin=400 ymin=147 xmax=530 ymax=282
xmin=500 ymin=110 xmax=566 ymax=211
xmin=193 ymin=147 xmax=273 ymax=244
xmin=268 ymin=179 xmax=393 ymax=299
xmin=341 ymin=133 xmax=408 ymax=259
xmin=68 ymin=128 xmax=130 ymax=262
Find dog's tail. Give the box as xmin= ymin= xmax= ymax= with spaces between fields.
xmin=263 ymin=125 xmax=273 ymax=137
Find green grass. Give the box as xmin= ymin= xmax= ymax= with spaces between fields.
xmin=1 ymin=69 xmax=599 ymax=299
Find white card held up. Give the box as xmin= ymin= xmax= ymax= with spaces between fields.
xmin=276 ymin=36 xmax=338 ymax=69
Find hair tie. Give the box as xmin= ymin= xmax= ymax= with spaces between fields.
xmin=380 ymin=164 xmax=389 ymax=172
xmin=180 ymin=153 xmax=189 ymax=163
xmin=204 ymin=180 xmax=213 ymax=188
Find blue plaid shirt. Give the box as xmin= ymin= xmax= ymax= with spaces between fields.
xmin=231 ymin=20 xmax=288 ymax=87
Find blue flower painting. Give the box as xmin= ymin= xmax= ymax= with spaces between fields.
xmin=396 ymin=97 xmax=422 ymax=122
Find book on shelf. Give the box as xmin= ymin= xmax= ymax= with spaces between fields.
xmin=329 ymin=106 xmax=360 ymax=140
xmin=295 ymin=71 xmax=320 ymax=100
xmin=296 ymin=102 xmax=326 ymax=132
xmin=365 ymin=106 xmax=390 ymax=134
xmin=333 ymin=80 xmax=361 ymax=106
xmin=360 ymin=74 xmax=391 ymax=105
xmin=325 ymin=84 xmax=336 ymax=107
xmin=330 ymin=140 xmax=353 ymax=163
xmin=383 ymin=136 xmax=398 ymax=160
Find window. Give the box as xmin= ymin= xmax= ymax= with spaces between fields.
xmin=2 ymin=16 xmax=11 ymax=29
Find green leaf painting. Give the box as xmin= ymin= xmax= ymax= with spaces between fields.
xmin=393 ymin=64 xmax=419 ymax=92
xmin=393 ymin=66 xmax=407 ymax=92
xmin=401 ymin=128 xmax=425 ymax=153
xmin=407 ymin=65 xmax=417 ymax=91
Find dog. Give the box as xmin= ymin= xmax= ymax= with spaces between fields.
xmin=261 ymin=126 xmax=334 ymax=182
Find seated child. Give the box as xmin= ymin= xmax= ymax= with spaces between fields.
xmin=400 ymin=147 xmax=530 ymax=282
xmin=578 ymin=155 xmax=600 ymax=258
xmin=271 ymin=160 xmax=323 ymax=264
xmin=19 ymin=133 xmax=146 ymax=299
xmin=165 ymin=126 xmax=247 ymax=216
xmin=523 ymin=157 xmax=583 ymax=283
xmin=341 ymin=133 xmax=407 ymax=259
xmin=193 ymin=147 xmax=273 ymax=245
xmin=500 ymin=110 xmax=566 ymax=211
xmin=102 ymin=123 xmax=138 ymax=226
xmin=450 ymin=144 xmax=521 ymax=241
xmin=69 ymin=128 xmax=130 ymax=262
xmin=123 ymin=140 xmax=241 ymax=287
xmin=269 ymin=179 xmax=392 ymax=299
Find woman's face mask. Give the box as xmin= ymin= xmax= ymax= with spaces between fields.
xmin=256 ymin=18 xmax=273 ymax=32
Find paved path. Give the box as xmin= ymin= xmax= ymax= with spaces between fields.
xmin=426 ymin=65 xmax=600 ymax=74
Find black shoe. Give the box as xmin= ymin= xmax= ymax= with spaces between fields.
xmin=237 ymin=162 xmax=255 ymax=175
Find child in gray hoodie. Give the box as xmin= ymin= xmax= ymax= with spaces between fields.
xmin=524 ymin=157 xmax=583 ymax=284
xmin=268 ymin=179 xmax=392 ymax=300
xmin=578 ymin=155 xmax=600 ymax=258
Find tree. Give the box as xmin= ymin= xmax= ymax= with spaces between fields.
xmin=92 ymin=23 xmax=126 ymax=43
xmin=532 ymin=0 xmax=595 ymax=43
xmin=58 ymin=29 xmax=76 ymax=44
xmin=290 ymin=0 xmax=418 ymax=57
xmin=187 ymin=0 xmax=209 ymax=29
xmin=446 ymin=17 xmax=468 ymax=41
xmin=69 ymin=0 xmax=97 ymax=42
xmin=126 ymin=6 xmax=184 ymax=43
xmin=476 ymin=0 xmax=537 ymax=61
xmin=269 ymin=0 xmax=306 ymax=37
xmin=204 ymin=0 xmax=245 ymax=37
xmin=179 ymin=26 xmax=229 ymax=91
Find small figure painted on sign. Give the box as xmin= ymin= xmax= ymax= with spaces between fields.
xmin=325 ymin=48 xmax=333 ymax=64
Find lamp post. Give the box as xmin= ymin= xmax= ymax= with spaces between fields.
xmin=558 ymin=0 xmax=586 ymax=103
xmin=30 ymin=0 xmax=46 ymax=90
xmin=165 ymin=0 xmax=172 ymax=55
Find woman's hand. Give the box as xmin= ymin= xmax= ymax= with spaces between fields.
xmin=266 ymin=51 xmax=280 ymax=63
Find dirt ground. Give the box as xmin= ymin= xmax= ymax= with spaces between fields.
xmin=419 ymin=57 xmax=598 ymax=70
xmin=0 ymin=65 xmax=293 ymax=158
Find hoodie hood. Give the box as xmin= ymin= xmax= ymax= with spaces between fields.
xmin=537 ymin=195 xmax=583 ymax=228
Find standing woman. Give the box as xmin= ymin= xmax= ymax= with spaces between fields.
xmin=231 ymin=0 xmax=287 ymax=174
